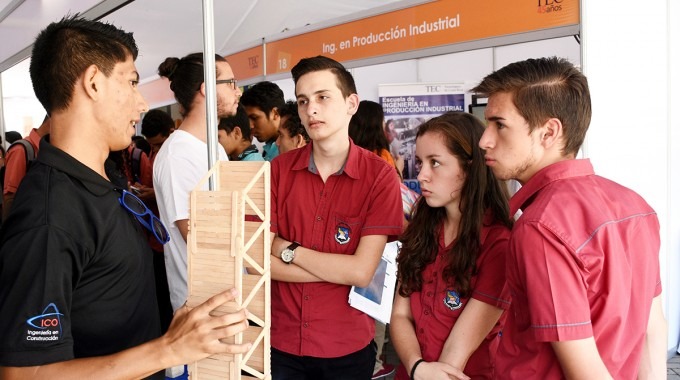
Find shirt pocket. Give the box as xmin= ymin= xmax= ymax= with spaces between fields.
xmin=326 ymin=213 xmax=362 ymax=255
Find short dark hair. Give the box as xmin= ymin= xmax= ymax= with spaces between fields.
xmin=30 ymin=14 xmax=138 ymax=114
xmin=218 ymin=104 xmax=252 ymax=141
xmin=278 ymin=101 xmax=309 ymax=143
xmin=240 ymin=81 xmax=285 ymax=117
xmin=5 ymin=131 xmax=22 ymax=144
xmin=349 ymin=100 xmax=390 ymax=153
xmin=132 ymin=136 xmax=151 ymax=156
xmin=291 ymin=56 xmax=357 ymax=98
xmin=141 ymin=109 xmax=174 ymax=139
xmin=472 ymin=57 xmax=591 ymax=156
xmin=158 ymin=53 xmax=227 ymax=116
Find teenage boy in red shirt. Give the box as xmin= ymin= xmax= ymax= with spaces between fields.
xmin=475 ymin=57 xmax=666 ymax=379
xmin=269 ymin=56 xmax=403 ymax=379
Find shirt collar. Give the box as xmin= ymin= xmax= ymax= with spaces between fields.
xmin=237 ymin=144 xmax=259 ymax=161
xmin=38 ymin=136 xmax=116 ymax=197
xmin=291 ymin=138 xmax=360 ymax=179
xmin=510 ymin=159 xmax=595 ymax=216
xmin=27 ymin=129 xmax=42 ymax=147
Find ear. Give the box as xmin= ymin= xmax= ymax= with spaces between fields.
xmin=347 ymin=93 xmax=359 ymax=115
xmin=294 ymin=134 xmax=306 ymax=148
xmin=199 ymin=82 xmax=207 ymax=97
xmin=270 ymin=107 xmax=280 ymax=122
xmin=539 ymin=118 xmax=564 ymax=150
xmin=233 ymin=126 xmax=243 ymax=139
xmin=82 ymin=64 xmax=101 ymax=101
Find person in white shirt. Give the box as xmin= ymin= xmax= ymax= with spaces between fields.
xmin=154 ymin=52 xmax=241 ymax=311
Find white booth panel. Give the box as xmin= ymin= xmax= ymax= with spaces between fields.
xmin=582 ymin=0 xmax=676 ymax=355
xmin=670 ymin=0 xmax=680 ymax=355
xmin=352 ymin=60 xmax=418 ymax=102
xmin=494 ymin=36 xmax=581 ymax=69
xmin=272 ymin=77 xmax=296 ymax=103
xmin=417 ymin=48 xmax=494 ymax=86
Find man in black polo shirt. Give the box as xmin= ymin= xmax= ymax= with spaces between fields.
xmin=0 ymin=16 xmax=251 ymax=379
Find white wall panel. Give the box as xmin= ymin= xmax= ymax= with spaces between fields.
xmin=417 ymin=48 xmax=493 ymax=86
xmin=352 ymin=60 xmax=418 ymax=102
xmin=494 ymin=36 xmax=581 ymax=69
xmin=582 ymin=0 xmax=678 ymax=355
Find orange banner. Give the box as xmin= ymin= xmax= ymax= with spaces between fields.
xmin=224 ymin=46 xmax=263 ymax=81
xmin=265 ymin=0 xmax=578 ymax=75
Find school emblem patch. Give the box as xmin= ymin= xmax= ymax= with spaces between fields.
xmin=443 ymin=290 xmax=462 ymax=310
xmin=335 ymin=225 xmax=351 ymax=245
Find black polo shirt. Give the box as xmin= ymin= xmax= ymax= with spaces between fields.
xmin=0 ymin=138 xmax=162 ymax=377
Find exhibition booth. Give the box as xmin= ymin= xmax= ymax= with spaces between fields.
xmin=0 ymin=0 xmax=678 ymax=362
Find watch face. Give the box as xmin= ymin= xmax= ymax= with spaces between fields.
xmin=281 ymin=249 xmax=294 ymax=263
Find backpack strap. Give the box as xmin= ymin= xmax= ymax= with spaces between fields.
xmin=8 ymin=139 xmax=36 ymax=164
xmin=131 ymin=147 xmax=143 ymax=183
xmin=1 ymin=140 xmax=36 ymax=195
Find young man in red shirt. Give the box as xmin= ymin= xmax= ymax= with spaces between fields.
xmin=269 ymin=56 xmax=403 ymax=379
xmin=475 ymin=57 xmax=666 ymax=379
xmin=2 ymin=116 xmax=50 ymax=221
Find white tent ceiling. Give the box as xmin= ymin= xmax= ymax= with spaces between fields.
xmin=0 ymin=0 xmax=405 ymax=91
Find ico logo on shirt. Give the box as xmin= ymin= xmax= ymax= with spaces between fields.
xmin=25 ymin=303 xmax=63 ymax=342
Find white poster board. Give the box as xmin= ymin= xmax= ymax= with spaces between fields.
xmin=348 ymin=241 xmax=400 ymax=324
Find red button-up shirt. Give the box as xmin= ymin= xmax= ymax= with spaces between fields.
xmin=395 ymin=216 xmax=511 ymax=380
xmin=496 ymin=159 xmax=661 ymax=379
xmin=3 ymin=129 xmax=40 ymax=195
xmin=270 ymin=140 xmax=403 ymax=358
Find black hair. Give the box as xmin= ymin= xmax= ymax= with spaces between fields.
xmin=291 ymin=55 xmax=357 ymax=98
xmin=5 ymin=131 xmax=22 ymax=144
xmin=132 ymin=136 xmax=151 ymax=156
xmin=240 ymin=81 xmax=285 ymax=117
xmin=349 ymin=100 xmax=390 ymax=153
xmin=218 ymin=104 xmax=253 ymax=141
xmin=158 ymin=53 xmax=227 ymax=116
xmin=30 ymin=14 xmax=138 ymax=113
xmin=278 ymin=100 xmax=309 ymax=143
xmin=141 ymin=109 xmax=174 ymax=138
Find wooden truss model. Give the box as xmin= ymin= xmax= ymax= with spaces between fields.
xmin=187 ymin=161 xmax=271 ymax=379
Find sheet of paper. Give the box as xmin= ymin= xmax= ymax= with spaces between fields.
xmin=348 ymin=241 xmax=400 ymax=324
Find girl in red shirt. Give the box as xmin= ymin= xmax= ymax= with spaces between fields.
xmin=392 ymin=112 xmax=513 ymax=380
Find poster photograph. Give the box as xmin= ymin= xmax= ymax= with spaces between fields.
xmin=379 ymin=83 xmax=471 ymax=193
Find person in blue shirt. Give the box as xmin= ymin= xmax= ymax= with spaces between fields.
xmin=241 ymin=81 xmax=284 ymax=161
xmin=218 ymin=104 xmax=264 ymax=161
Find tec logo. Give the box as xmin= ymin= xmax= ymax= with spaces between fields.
xmin=26 ymin=303 xmax=64 ymax=341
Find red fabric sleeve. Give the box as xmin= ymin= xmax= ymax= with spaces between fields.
xmin=511 ymin=221 xmax=593 ymax=342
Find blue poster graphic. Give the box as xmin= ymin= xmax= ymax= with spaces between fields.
xmin=380 ymin=93 xmax=466 ymax=192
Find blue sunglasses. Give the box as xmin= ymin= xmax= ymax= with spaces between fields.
xmin=116 ymin=189 xmax=170 ymax=245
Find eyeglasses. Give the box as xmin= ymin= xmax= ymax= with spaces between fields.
xmin=116 ymin=189 xmax=170 ymax=245
xmin=216 ymin=78 xmax=238 ymax=90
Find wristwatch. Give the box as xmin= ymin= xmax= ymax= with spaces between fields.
xmin=281 ymin=242 xmax=300 ymax=264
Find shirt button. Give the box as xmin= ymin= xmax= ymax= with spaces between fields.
xmin=424 ymin=309 xmax=430 ymax=315
xmin=316 ymin=216 xmax=321 ymax=221
xmin=427 ymin=291 xmax=433 ymax=297
xmin=312 ymin=245 xmax=317 ymax=250
xmin=304 ymin=295 xmax=310 ymax=300
xmin=303 ymin=323 xmax=309 ymax=328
